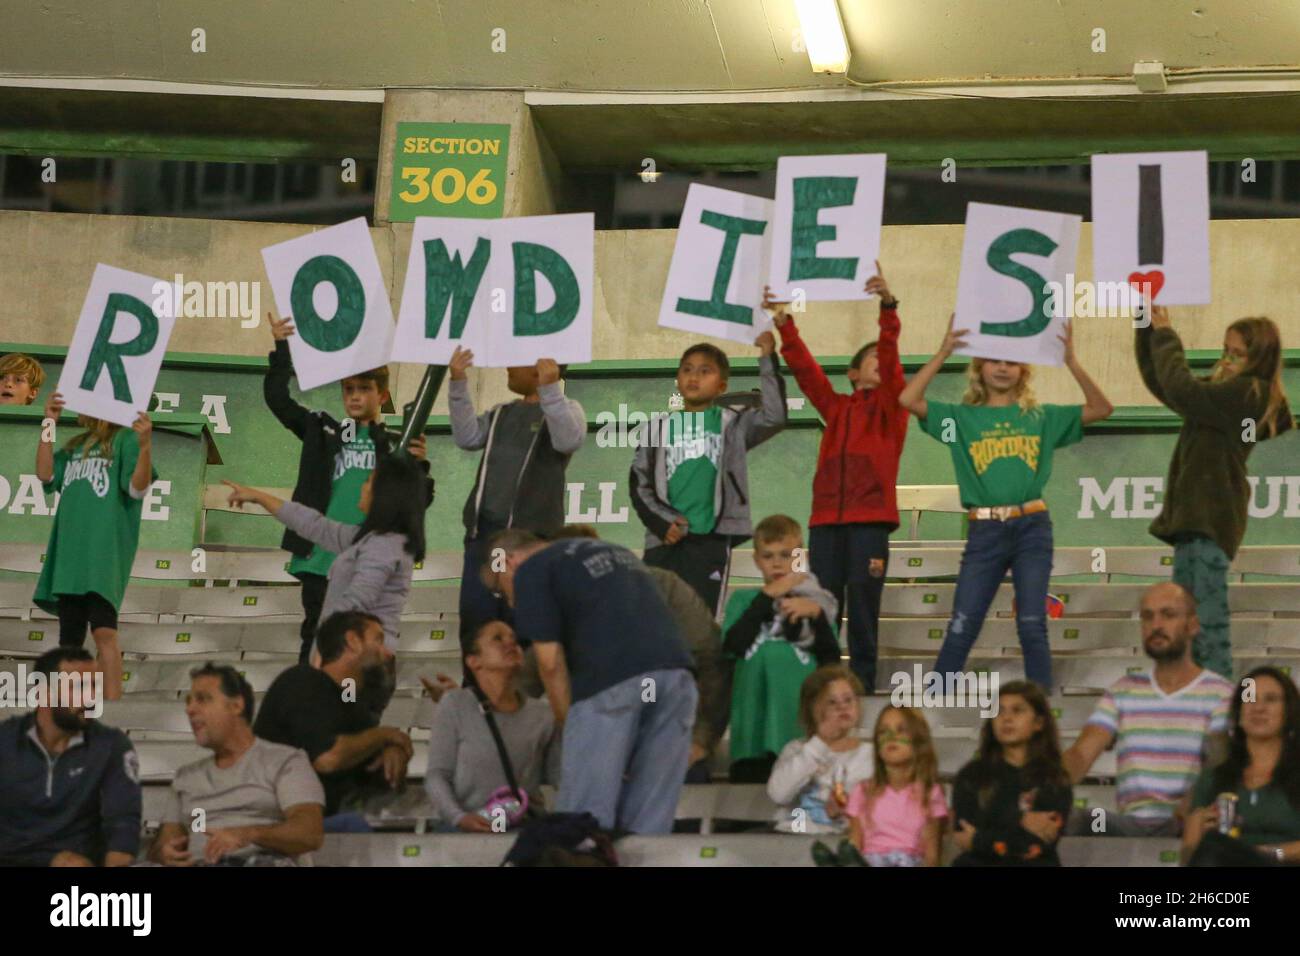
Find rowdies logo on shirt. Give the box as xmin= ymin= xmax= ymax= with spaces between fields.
xmin=332 ymin=445 xmax=376 ymax=481
xmin=663 ymin=423 xmax=723 ymax=480
xmin=62 ymin=455 xmax=112 ymax=498
xmin=968 ymin=423 xmax=1041 ymax=476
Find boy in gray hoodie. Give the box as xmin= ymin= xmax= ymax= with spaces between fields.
xmin=630 ymin=333 xmax=787 ymax=618
xmin=447 ymin=348 xmax=586 ymax=665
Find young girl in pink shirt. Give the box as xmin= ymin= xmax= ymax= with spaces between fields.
xmin=845 ymin=705 xmax=948 ymax=866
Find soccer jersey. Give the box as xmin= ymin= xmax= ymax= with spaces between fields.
xmin=919 ymin=401 xmax=1083 ymax=507
xmin=33 ymin=428 xmax=156 ymax=614
xmin=1086 ymin=669 xmax=1234 ymax=820
xmin=664 ymin=406 xmax=723 ymax=534
xmin=289 ymin=434 xmax=375 ymax=578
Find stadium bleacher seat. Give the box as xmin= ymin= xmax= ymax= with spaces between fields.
xmin=308 ymin=832 xmax=1180 ymax=867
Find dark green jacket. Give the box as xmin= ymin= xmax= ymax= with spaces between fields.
xmin=1136 ymin=325 xmax=1293 ymax=558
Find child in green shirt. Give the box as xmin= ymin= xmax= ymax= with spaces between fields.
xmin=631 ymin=335 xmax=788 ymax=618
xmin=722 ymin=514 xmax=840 ymax=781
xmin=898 ymin=319 xmax=1113 ymax=689
xmin=264 ymin=313 xmax=429 ymax=664
xmin=33 ymin=391 xmax=157 ymax=700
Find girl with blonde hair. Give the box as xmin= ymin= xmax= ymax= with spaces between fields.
xmin=899 ymin=317 xmax=1113 ymax=689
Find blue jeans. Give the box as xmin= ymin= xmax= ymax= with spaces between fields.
xmin=557 ymin=669 xmax=698 ymax=834
xmin=933 ymin=511 xmax=1053 ymax=690
xmin=810 ymin=523 xmax=891 ymax=691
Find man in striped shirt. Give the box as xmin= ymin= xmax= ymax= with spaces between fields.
xmin=1064 ymin=582 xmax=1234 ymax=836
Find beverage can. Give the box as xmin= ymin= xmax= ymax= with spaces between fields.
xmin=1215 ymin=793 xmax=1239 ymax=835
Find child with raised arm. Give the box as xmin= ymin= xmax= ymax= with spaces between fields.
xmin=767 ymin=263 xmax=908 ymax=691
xmin=222 ymin=454 xmax=428 ymax=681
xmin=631 ymin=333 xmax=788 ymax=618
xmin=33 ymin=391 xmax=156 ymax=700
xmin=446 ymin=348 xmax=587 ymax=668
xmin=263 ymin=313 xmax=430 ymax=664
xmin=1137 ymin=306 xmax=1293 ymax=678
xmin=898 ymin=318 xmax=1113 ymax=689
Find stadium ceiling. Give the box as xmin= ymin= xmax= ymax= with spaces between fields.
xmin=2 ymin=0 xmax=1300 ymax=167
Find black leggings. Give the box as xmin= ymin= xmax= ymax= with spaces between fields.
xmin=57 ymin=593 xmax=118 ymax=648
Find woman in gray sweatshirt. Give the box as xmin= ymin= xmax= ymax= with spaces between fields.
xmin=222 ymin=454 xmax=429 ymax=656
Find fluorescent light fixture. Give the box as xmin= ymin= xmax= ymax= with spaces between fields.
xmin=794 ymin=0 xmax=850 ymax=74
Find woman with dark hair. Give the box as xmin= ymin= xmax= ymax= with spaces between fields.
xmin=1183 ymin=667 xmax=1300 ymax=866
xmin=950 ymin=680 xmax=1073 ymax=866
xmin=223 ymin=453 xmax=429 ymax=659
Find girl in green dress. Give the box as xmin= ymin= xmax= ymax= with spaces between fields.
xmin=34 ymin=391 xmax=156 ymax=700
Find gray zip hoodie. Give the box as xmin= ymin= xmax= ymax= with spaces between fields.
xmin=629 ymin=351 xmax=787 ymax=547
xmin=449 ymin=379 xmax=586 ymax=539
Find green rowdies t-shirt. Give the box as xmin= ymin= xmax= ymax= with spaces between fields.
xmin=920 ymin=401 xmax=1084 ymax=508
xmin=34 ymin=428 xmax=157 ymax=614
xmin=665 ymin=406 xmax=723 ymax=534
xmin=290 ymin=434 xmax=376 ymax=578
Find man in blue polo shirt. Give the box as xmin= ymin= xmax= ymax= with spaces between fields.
xmin=0 ymin=647 xmax=141 ymax=866
xmin=483 ymin=530 xmax=697 ymax=834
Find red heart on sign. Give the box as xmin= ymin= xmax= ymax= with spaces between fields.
xmin=1127 ymin=270 xmax=1165 ymax=301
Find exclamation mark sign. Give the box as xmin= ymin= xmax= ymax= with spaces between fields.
xmin=1128 ymin=163 xmax=1166 ymax=300
xmin=1137 ymin=165 xmax=1164 ymax=266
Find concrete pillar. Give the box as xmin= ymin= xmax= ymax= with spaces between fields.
xmin=375 ymin=90 xmax=565 ymax=419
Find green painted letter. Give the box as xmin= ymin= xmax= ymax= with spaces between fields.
xmin=513 ymin=242 xmax=579 ymax=336
xmin=789 ymin=176 xmax=857 ymax=281
xmin=80 ymin=293 xmax=158 ymax=401
xmin=675 ymin=209 xmax=768 ymax=325
xmin=424 ymin=236 xmax=490 ymax=339
xmin=982 ymin=228 xmax=1055 ymax=338
xmin=290 ymin=255 xmax=366 ymax=352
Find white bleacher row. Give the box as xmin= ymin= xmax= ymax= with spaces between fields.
xmin=307 ymin=832 xmax=1180 ymax=868
xmin=131 ymin=777 xmax=1128 ymax=843
xmin=2 ymin=612 xmax=1299 ymax=662
xmin=5 ymin=577 xmax=1300 ymax=626
xmin=4 ymin=541 xmax=1300 ymax=585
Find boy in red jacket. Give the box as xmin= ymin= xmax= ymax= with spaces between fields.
xmin=764 ymin=264 xmax=908 ymax=691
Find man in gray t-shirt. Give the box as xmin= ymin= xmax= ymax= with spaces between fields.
xmin=149 ymin=664 xmax=324 ymax=866
xmin=425 ymin=621 xmax=560 ymax=831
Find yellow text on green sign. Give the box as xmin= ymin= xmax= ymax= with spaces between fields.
xmin=391 ymin=122 xmax=510 ymax=221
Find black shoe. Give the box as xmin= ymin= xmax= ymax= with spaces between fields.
xmin=811 ymin=840 xmax=839 ymax=867
xmin=836 ymin=839 xmax=868 ymax=867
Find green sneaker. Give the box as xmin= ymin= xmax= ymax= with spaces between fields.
xmin=810 ymin=840 xmax=839 ymax=867
xmin=836 ymin=839 xmax=868 ymax=867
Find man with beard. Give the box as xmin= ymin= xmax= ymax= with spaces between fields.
xmin=1063 ymin=582 xmax=1235 ymax=836
xmin=254 ymin=611 xmax=412 ymax=829
xmin=150 ymin=664 xmax=324 ymax=865
xmin=0 ymin=647 xmax=140 ymax=866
